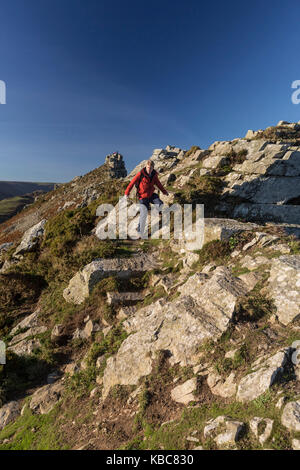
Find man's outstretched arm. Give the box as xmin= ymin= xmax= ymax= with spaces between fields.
xmin=154 ymin=174 xmax=169 ymax=195
xmin=124 ymin=172 xmax=141 ymax=196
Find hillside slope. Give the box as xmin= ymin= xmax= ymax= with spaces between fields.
xmin=0 ymin=181 xmax=56 ymax=201
xmin=0 ymin=135 xmax=299 ymax=451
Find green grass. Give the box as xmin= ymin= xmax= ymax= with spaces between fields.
xmin=0 ymin=195 xmax=34 ymax=219
xmin=0 ymin=404 xmax=66 ymax=450
xmin=192 ymin=239 xmax=233 ymax=269
xmin=126 ymin=388 xmax=295 ymax=450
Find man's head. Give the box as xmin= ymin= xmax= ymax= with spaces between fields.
xmin=146 ymin=160 xmax=154 ymax=174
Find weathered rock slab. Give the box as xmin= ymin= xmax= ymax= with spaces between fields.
xmin=10 ymin=309 xmax=40 ymax=336
xmin=171 ymin=378 xmax=197 ymax=404
xmin=63 ymin=253 xmax=158 ymax=304
xmin=102 ymin=267 xmax=248 ymax=398
xmin=268 ymin=255 xmax=300 ymax=325
xmin=14 ymin=219 xmax=46 ymax=257
xmin=236 ymin=349 xmax=289 ymax=402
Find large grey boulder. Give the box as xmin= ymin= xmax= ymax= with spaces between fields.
xmin=0 ymin=401 xmax=20 ymax=430
xmin=281 ymin=401 xmax=300 ymax=432
xmin=268 ymin=256 xmax=300 ymax=325
xmin=236 ymin=349 xmax=289 ymax=402
xmin=102 ymin=267 xmax=249 ymax=398
xmin=202 ymin=155 xmax=229 ymax=169
xmin=13 ymin=219 xmax=46 ymax=257
xmin=63 ymin=253 xmax=158 ymax=304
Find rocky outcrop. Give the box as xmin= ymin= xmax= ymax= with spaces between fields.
xmin=13 ymin=219 xmax=47 ymax=257
xmin=105 ymin=152 xmax=127 ymax=179
xmin=63 ymin=253 xmax=158 ymax=304
xmin=214 ymin=135 xmax=300 ymax=225
xmin=127 ymin=146 xmax=186 ymax=179
xmin=268 ymin=255 xmax=300 ymax=325
xmin=102 ymin=267 xmax=249 ymax=398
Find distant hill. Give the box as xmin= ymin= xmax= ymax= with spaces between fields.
xmin=0 ymin=181 xmax=56 ymax=224
xmin=0 ymin=181 xmax=56 ymax=201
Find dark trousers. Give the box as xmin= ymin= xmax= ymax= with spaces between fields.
xmin=137 ymin=193 xmax=163 ymax=235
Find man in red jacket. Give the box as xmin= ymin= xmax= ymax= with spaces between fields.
xmin=124 ymin=160 xmax=169 ymax=237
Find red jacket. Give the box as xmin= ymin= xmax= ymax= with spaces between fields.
xmin=124 ymin=168 xmax=168 ymax=199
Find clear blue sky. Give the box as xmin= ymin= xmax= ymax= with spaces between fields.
xmin=1 ymin=0 xmax=300 ymax=182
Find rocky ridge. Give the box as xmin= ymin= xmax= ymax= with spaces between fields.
xmin=0 ymin=121 xmax=300 ymax=450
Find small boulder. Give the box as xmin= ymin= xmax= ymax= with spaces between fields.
xmin=51 ymin=324 xmax=65 ymax=341
xmin=281 ymin=401 xmax=300 ymax=432
xmin=171 ymin=378 xmax=197 ymax=404
xmin=249 ymin=417 xmax=273 ymax=445
xmin=292 ymin=439 xmax=300 ymax=450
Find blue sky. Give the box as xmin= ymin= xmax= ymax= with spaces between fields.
xmin=0 ymin=0 xmax=300 ymax=182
